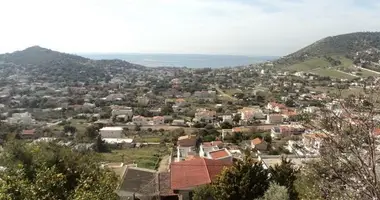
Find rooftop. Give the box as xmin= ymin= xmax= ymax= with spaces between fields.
xmin=251 ymin=138 xmax=263 ymax=145
xmin=100 ymin=127 xmax=123 ymax=131
xmin=209 ymin=149 xmax=231 ymax=160
xmin=170 ymin=157 xmax=231 ymax=190
xmin=118 ymin=167 xmax=157 ymax=197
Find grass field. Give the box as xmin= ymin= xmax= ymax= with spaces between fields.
xmin=51 ymin=119 xmax=89 ymax=134
xmin=309 ymin=86 xmax=365 ymax=98
xmin=312 ymin=68 xmax=356 ymax=79
xmin=223 ymin=88 xmax=243 ymax=96
xmin=288 ymin=58 xmax=330 ymax=71
xmin=100 ymin=145 xmax=170 ymax=169
xmin=134 ymin=135 xmax=162 ymax=143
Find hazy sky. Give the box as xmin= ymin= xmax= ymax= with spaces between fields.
xmin=0 ymin=0 xmax=379 ymax=56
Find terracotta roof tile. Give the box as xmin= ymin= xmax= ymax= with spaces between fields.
xmin=251 ymin=138 xmax=262 ymax=145
xmin=209 ymin=149 xmax=230 ymax=159
xmin=170 ymin=158 xmax=231 ymax=190
xmin=22 ymin=129 xmax=35 ymax=135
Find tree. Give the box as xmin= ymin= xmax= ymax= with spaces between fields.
xmin=304 ymin=89 xmax=380 ymax=199
xmin=262 ymin=182 xmax=289 ymax=200
xmin=294 ymin=164 xmax=323 ymax=200
xmin=220 ymin=122 xmax=232 ymax=129
xmin=193 ymin=184 xmax=215 ymax=200
xmin=63 ymin=125 xmax=77 ymax=134
xmin=285 ymin=99 xmax=295 ymax=107
xmin=264 ymin=133 xmax=272 ymax=144
xmin=160 ymin=105 xmax=173 ymax=115
xmin=0 ymin=140 xmax=118 ymax=199
xmin=94 ymin=135 xmax=110 ymax=153
xmin=233 ymin=114 xmax=241 ymax=123
xmin=269 ymin=157 xmax=299 ymax=200
xmin=212 ymin=153 xmax=270 ymax=200
xmin=84 ymin=125 xmax=99 ymax=140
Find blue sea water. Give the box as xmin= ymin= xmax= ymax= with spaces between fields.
xmin=81 ymin=53 xmax=278 ymax=68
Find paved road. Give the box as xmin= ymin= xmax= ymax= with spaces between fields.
xmin=213 ymin=84 xmax=238 ymax=101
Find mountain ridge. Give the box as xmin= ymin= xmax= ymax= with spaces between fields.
xmin=278 ymin=32 xmax=380 ymax=64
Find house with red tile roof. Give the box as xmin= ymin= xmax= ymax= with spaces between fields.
xmin=266 ymin=102 xmax=287 ymax=112
xmin=176 ymin=135 xmax=197 ymax=162
xmin=21 ymin=129 xmax=36 ymax=139
xmin=281 ymin=109 xmax=298 ymax=119
xmin=175 ymin=98 xmax=187 ymax=107
xmin=239 ymin=107 xmax=266 ymax=121
xmin=170 ymin=157 xmax=231 ymax=199
xmin=302 ymin=132 xmax=327 ymax=152
xmin=251 ymin=138 xmax=268 ymax=151
xmin=199 ymin=141 xmax=221 ymax=157
xmin=153 ymin=116 xmax=165 ymax=125
xmin=207 ymin=148 xmax=233 ymax=163
xmin=271 ymin=124 xmax=305 ymax=139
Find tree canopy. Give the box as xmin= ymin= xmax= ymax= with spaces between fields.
xmin=0 ymin=140 xmax=118 ymax=200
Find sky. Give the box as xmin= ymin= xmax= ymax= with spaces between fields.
xmin=0 ymin=0 xmax=379 ymax=56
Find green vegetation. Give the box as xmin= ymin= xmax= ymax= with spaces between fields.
xmin=282 ymin=32 xmax=380 ymax=61
xmin=193 ymin=155 xmax=299 ymax=200
xmin=99 ymin=145 xmax=169 ymax=169
xmin=0 ymin=140 xmax=118 ymax=200
xmin=288 ymin=57 xmax=329 ymax=71
xmin=312 ymin=68 xmax=355 ymax=79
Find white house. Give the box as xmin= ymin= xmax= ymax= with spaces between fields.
xmin=266 ymin=102 xmax=287 ymax=113
xmin=111 ymin=106 xmax=133 ymax=120
xmin=222 ymin=115 xmax=233 ymax=124
xmin=239 ymin=107 xmax=265 ymax=121
xmin=176 ymin=135 xmax=197 ymax=162
xmin=302 ymin=133 xmax=327 ymax=153
xmin=199 ymin=141 xmax=222 ymax=157
xmin=8 ymin=112 xmax=34 ymax=125
xmin=207 ymin=148 xmax=233 ymax=163
xmin=172 ymin=119 xmax=186 ymax=126
xmin=99 ymin=127 xmax=123 ymax=138
xmin=304 ymin=106 xmax=319 ymax=114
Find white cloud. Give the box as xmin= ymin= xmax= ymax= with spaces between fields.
xmin=0 ymin=0 xmax=379 ymax=55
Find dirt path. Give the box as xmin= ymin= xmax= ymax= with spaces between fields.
xmin=214 ymin=84 xmax=238 ymax=101
xmin=158 ymin=155 xmax=170 ymax=172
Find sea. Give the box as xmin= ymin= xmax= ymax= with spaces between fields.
xmin=81 ymin=53 xmax=278 ymax=68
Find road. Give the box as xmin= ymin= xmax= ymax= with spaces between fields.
xmin=356 ymin=66 xmax=380 ymax=75
xmin=213 ymin=84 xmax=238 ymax=101
xmin=336 ymin=70 xmax=358 ymax=77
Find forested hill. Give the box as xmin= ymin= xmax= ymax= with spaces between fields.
xmin=278 ymin=32 xmax=380 ymax=64
xmin=0 ymin=46 xmax=147 ymax=83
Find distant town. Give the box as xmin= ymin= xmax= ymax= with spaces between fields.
xmin=1 ymin=38 xmax=380 ymax=200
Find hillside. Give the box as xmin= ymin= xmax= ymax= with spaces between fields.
xmin=0 ymin=46 xmax=147 ymax=83
xmin=282 ymin=32 xmax=380 ymax=62
xmin=276 ymin=32 xmax=380 ymax=79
